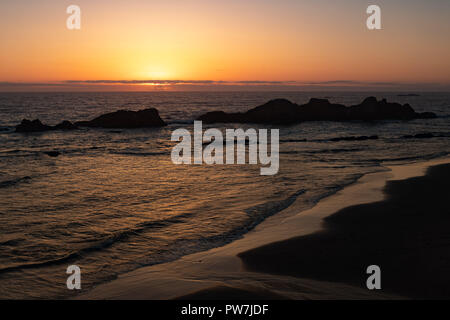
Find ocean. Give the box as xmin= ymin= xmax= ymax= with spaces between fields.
xmin=0 ymin=91 xmax=449 ymax=299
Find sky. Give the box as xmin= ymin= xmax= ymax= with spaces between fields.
xmin=1 ymin=0 xmax=450 ymax=91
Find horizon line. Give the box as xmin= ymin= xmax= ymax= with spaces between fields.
xmin=1 ymin=79 xmax=449 ymax=93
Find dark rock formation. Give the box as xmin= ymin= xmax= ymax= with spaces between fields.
xmin=403 ymin=133 xmax=436 ymax=139
xmin=16 ymin=119 xmax=77 ymax=132
xmin=44 ymin=151 xmax=60 ymax=157
xmin=16 ymin=119 xmax=52 ymax=132
xmin=198 ymin=99 xmax=302 ymax=125
xmin=15 ymin=108 xmax=166 ymax=132
xmin=347 ymin=97 xmax=430 ymax=121
xmin=198 ymin=97 xmax=436 ymax=125
xmin=398 ymin=93 xmax=420 ymax=97
xmin=75 ymin=108 xmax=166 ymax=128
xmin=54 ymin=120 xmax=78 ymax=130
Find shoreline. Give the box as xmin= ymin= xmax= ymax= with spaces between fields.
xmin=77 ymin=156 xmax=450 ymax=300
xmin=239 ymin=159 xmax=450 ymax=299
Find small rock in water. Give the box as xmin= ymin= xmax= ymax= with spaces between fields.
xmin=15 ymin=119 xmax=77 ymax=132
xmin=403 ymin=133 xmax=435 ymax=139
xmin=16 ymin=119 xmax=51 ymax=132
xmin=54 ymin=120 xmax=78 ymax=130
xmin=44 ymin=151 xmax=61 ymax=157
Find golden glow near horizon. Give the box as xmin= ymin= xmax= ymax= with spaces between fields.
xmin=1 ymin=0 xmax=450 ymax=89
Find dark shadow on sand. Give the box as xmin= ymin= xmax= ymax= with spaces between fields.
xmin=239 ymin=163 xmax=450 ymax=299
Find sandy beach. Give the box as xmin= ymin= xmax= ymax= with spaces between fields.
xmin=76 ymin=157 xmax=450 ymax=300
xmin=240 ymin=161 xmax=450 ymax=299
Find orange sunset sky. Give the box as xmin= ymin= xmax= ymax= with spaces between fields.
xmin=1 ymin=0 xmax=450 ymax=91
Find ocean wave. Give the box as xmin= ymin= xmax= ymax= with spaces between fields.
xmin=0 ymin=251 xmax=83 ymax=275
xmin=0 ymin=238 xmax=23 ymax=246
xmin=0 ymin=127 xmax=12 ymax=133
xmin=280 ymin=148 xmax=362 ymax=155
xmin=281 ymin=133 xmax=449 ymax=145
xmin=329 ymin=135 xmax=379 ymax=142
xmin=244 ymin=189 xmax=306 ymax=224
xmin=0 ymin=146 xmax=109 ymax=159
xmin=281 ymin=135 xmax=379 ymax=143
xmin=371 ymin=151 xmax=450 ymax=163
xmin=279 ymin=138 xmax=308 ymax=143
xmin=0 ymin=176 xmax=31 ymax=189
xmin=304 ymin=148 xmax=363 ymax=154
xmin=402 ymin=132 xmax=450 ymax=139
xmin=140 ymin=189 xmax=309 ymax=266
xmin=0 ymin=213 xmax=192 ymax=274
xmin=0 ymin=188 xmax=308 ymax=275
xmin=167 ymin=120 xmax=194 ymax=125
xmin=109 ymin=150 xmax=168 ymax=157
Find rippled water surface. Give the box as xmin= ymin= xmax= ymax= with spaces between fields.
xmin=0 ymin=92 xmax=449 ymax=298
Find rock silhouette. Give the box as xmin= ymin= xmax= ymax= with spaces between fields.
xmin=15 ymin=119 xmax=76 ymax=133
xmin=398 ymin=93 xmax=420 ymax=97
xmin=16 ymin=119 xmax=52 ymax=132
xmin=198 ymin=97 xmax=436 ymax=124
xmin=53 ymin=120 xmax=78 ymax=131
xmin=401 ymin=133 xmax=447 ymax=139
xmin=16 ymin=108 xmax=166 ymax=132
xmin=75 ymin=108 xmax=166 ymax=128
xmin=44 ymin=151 xmax=61 ymax=157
